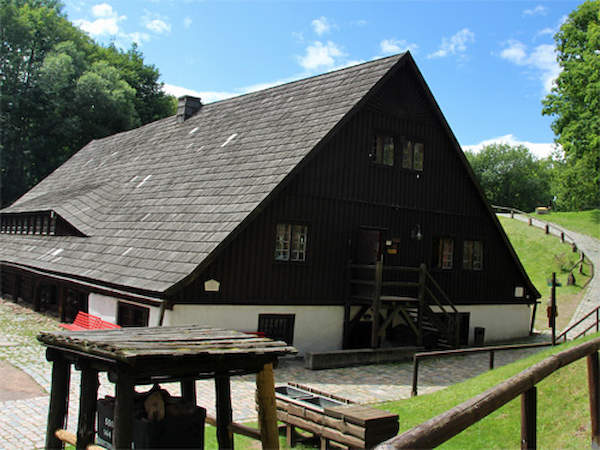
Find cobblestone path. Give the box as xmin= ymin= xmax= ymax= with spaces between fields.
xmin=0 ymin=298 xmax=549 ymax=449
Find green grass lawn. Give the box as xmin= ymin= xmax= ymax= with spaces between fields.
xmin=377 ymin=333 xmax=599 ymax=449
xmin=543 ymin=209 xmax=600 ymax=240
xmin=498 ymin=216 xmax=591 ymax=331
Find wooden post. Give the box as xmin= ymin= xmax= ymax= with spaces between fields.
xmin=416 ymin=264 xmax=427 ymax=347
xmin=57 ymin=286 xmax=66 ymax=323
xmin=45 ymin=353 xmax=71 ymax=450
xmin=572 ymin=242 xmax=578 ymax=253
xmin=597 ymin=309 xmax=599 ymax=333
xmin=561 ymin=232 xmax=565 ymax=242
xmin=371 ymin=260 xmax=383 ymax=349
xmin=113 ymin=370 xmax=134 ymax=449
xmin=489 ymin=351 xmax=495 ymax=370
xmin=256 ymin=363 xmax=279 ymax=450
xmin=545 ymin=224 xmax=549 ymax=234
xmin=521 ymin=386 xmax=537 ymax=449
xmin=511 ymin=210 xmax=514 ymax=219
xmin=77 ymin=366 xmax=99 ymax=449
xmin=530 ymin=302 xmax=538 ymax=336
xmin=580 ymin=253 xmax=585 ymax=275
xmin=342 ymin=302 xmax=351 ymax=350
xmin=528 ymin=218 xmax=532 ymax=226
xmin=588 ymin=352 xmax=600 ymax=448
xmin=551 ymin=272 xmax=557 ymax=346
xmin=215 ymin=374 xmax=234 ymax=449
xmin=286 ymin=424 xmax=296 ymax=448
xmin=411 ymin=355 xmax=419 ymax=397
xmin=181 ymin=379 xmax=197 ymax=406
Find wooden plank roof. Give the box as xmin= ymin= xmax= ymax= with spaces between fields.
xmin=38 ymin=325 xmax=296 ymax=364
xmin=0 ymin=54 xmax=405 ymax=294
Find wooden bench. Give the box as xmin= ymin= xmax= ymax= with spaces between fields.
xmin=59 ymin=311 xmax=121 ymax=331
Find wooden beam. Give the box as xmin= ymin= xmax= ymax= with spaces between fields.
xmin=256 ymin=363 xmax=279 ymax=450
xmin=181 ymin=379 xmax=196 ymax=406
xmin=416 ymin=264 xmax=426 ymax=347
xmin=45 ymin=357 xmax=71 ymax=450
xmin=215 ymin=374 xmax=234 ymax=449
xmin=54 ymin=429 xmax=104 ymax=450
xmin=588 ymin=352 xmax=600 ymax=448
xmin=77 ymin=367 xmax=99 ymax=449
xmin=371 ymin=260 xmax=383 ymax=348
xmin=113 ymin=370 xmax=134 ymax=449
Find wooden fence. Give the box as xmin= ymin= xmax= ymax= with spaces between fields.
xmin=377 ymin=336 xmax=600 ymax=449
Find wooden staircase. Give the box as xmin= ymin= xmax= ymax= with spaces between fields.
xmin=347 ymin=262 xmax=460 ymax=349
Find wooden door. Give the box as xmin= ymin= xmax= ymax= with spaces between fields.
xmin=355 ymin=228 xmax=383 ymax=264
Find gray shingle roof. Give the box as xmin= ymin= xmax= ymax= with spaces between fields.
xmin=1 ymin=54 xmax=405 ymax=293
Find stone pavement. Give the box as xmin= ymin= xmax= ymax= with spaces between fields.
xmin=499 ymin=212 xmax=600 ymax=339
xmin=0 ymin=298 xmax=553 ymax=449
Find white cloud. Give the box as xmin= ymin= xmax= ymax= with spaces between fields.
xmin=311 ymin=16 xmax=331 ymax=36
xmin=500 ymin=40 xmax=559 ymax=93
xmin=145 ymin=19 xmax=171 ymax=34
xmin=523 ymin=5 xmax=547 ymax=16
xmin=74 ymin=3 xmax=126 ymax=37
xmin=298 ymin=41 xmax=346 ymax=71
xmin=183 ymin=17 xmax=192 ymax=29
xmin=92 ymin=3 xmax=114 ymax=18
xmin=537 ymin=27 xmax=555 ymax=37
xmin=127 ymin=31 xmax=151 ymax=44
xmin=463 ymin=134 xmax=559 ymax=159
xmin=428 ymin=28 xmax=475 ymax=59
xmin=380 ymin=39 xmax=418 ymax=55
xmin=291 ymin=31 xmax=304 ymax=42
xmin=162 ymin=84 xmax=237 ymax=103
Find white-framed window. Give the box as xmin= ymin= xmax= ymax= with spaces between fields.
xmin=275 ymin=223 xmax=308 ymax=262
xmin=463 ymin=240 xmax=483 ymax=270
xmin=434 ymin=237 xmax=454 ymax=269
xmin=402 ymin=139 xmax=424 ymax=171
xmin=371 ymin=134 xmax=395 ymax=166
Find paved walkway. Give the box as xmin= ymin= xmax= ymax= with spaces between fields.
xmin=499 ymin=212 xmax=600 ymax=338
xmin=0 ymin=299 xmax=552 ymax=449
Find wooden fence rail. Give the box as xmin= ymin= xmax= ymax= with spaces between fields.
xmin=411 ymin=342 xmax=553 ymax=397
xmin=378 ymin=336 xmax=600 ymax=449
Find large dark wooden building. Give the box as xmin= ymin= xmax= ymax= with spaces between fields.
xmin=0 ymin=53 xmax=539 ymax=352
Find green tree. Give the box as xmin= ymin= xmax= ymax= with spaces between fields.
xmin=466 ymin=144 xmax=553 ymax=212
xmin=0 ymin=0 xmax=175 ymax=208
xmin=542 ymin=0 xmax=600 ymax=210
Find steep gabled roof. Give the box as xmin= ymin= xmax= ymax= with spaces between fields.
xmin=0 ymin=54 xmax=405 ymax=294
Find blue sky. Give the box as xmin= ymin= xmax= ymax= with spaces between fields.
xmin=63 ymin=0 xmax=582 ymax=158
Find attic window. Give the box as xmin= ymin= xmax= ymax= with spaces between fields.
xmin=275 ymin=223 xmax=308 ymax=262
xmin=402 ymin=139 xmax=424 ymax=171
xmin=0 ymin=212 xmax=84 ymax=237
xmin=463 ymin=240 xmax=483 ymax=270
xmin=371 ymin=134 xmax=394 ymax=166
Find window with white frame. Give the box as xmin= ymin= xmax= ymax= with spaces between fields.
xmin=463 ymin=240 xmax=483 ymax=270
xmin=275 ymin=223 xmax=308 ymax=262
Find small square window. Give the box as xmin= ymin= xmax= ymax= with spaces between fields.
xmin=275 ymin=223 xmax=308 ymax=262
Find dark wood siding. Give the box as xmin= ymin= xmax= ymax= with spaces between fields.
xmin=175 ymin=64 xmax=533 ymax=306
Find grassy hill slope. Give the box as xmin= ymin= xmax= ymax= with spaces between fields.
xmin=544 ymin=209 xmax=600 ymax=240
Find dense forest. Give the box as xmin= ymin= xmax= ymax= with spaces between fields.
xmin=0 ymin=0 xmax=176 ymax=207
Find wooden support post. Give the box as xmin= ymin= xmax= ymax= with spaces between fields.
xmin=588 ymin=352 xmax=600 ymax=448
xmin=580 ymin=253 xmax=585 ymax=275
xmin=411 ymin=355 xmax=419 ymax=397
xmin=77 ymin=367 xmax=99 ymax=449
xmin=342 ymin=302 xmax=351 ymax=350
xmin=489 ymin=351 xmax=495 ymax=370
xmin=572 ymin=242 xmax=578 ymax=253
xmin=597 ymin=309 xmax=599 ymax=334
xmin=181 ymin=379 xmax=197 ymax=406
xmin=320 ymin=436 xmax=329 ymax=450
xmin=545 ymin=224 xmax=550 ymax=234
xmin=256 ymin=363 xmax=279 ymax=450
xmin=551 ymin=272 xmax=557 ymax=346
xmin=530 ymin=302 xmax=538 ymax=336
xmin=521 ymin=386 xmax=537 ymax=449
xmin=286 ymin=424 xmax=296 ymax=448
xmin=416 ymin=263 xmax=427 ymax=347
xmin=45 ymin=354 xmax=71 ymax=450
xmin=113 ymin=370 xmax=134 ymax=449
xmin=371 ymin=260 xmax=383 ymax=349
xmin=511 ymin=210 xmax=514 ymax=219
xmin=215 ymin=374 xmax=234 ymax=449
xmin=528 ymin=218 xmax=532 ymax=226
xmin=561 ymin=232 xmax=565 ymax=242
xmin=58 ymin=285 xmax=66 ymax=323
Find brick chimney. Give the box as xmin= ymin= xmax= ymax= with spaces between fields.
xmin=177 ymin=96 xmax=202 ymax=123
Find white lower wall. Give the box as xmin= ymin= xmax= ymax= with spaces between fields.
xmin=88 ymin=293 xmax=161 ymax=326
xmin=431 ymin=304 xmax=531 ymax=344
xmin=164 ymin=305 xmax=345 ymax=354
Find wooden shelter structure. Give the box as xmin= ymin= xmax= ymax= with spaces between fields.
xmin=38 ymin=325 xmax=296 ymax=449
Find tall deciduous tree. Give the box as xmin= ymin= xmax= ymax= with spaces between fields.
xmin=542 ymin=0 xmax=600 ymax=210
xmin=0 ymin=0 xmax=175 ymax=208
xmin=465 ymin=144 xmax=553 ymax=212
